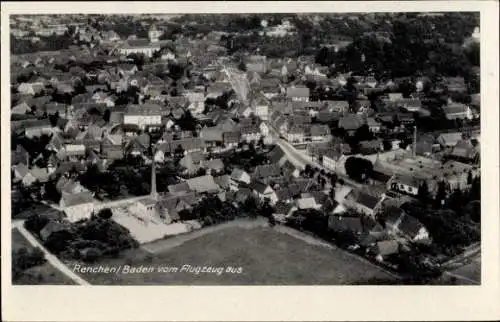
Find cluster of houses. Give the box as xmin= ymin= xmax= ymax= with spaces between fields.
xmin=10 ymin=17 xmax=481 ymax=261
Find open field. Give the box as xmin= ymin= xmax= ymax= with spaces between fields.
xmin=74 ymin=223 xmax=397 ymax=285
xmin=439 ymin=253 xmax=481 ymax=285
xmin=12 ymin=229 xmax=76 ymax=285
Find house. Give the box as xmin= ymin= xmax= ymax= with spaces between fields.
xmin=444 ymin=77 xmax=467 ymax=93
xmin=133 ymin=198 xmax=158 ymax=218
xmin=384 ymin=209 xmax=430 ymax=242
xmin=57 ymin=144 xmax=86 ymax=161
xmin=203 ymin=159 xmax=225 ymax=175
xmin=252 ymin=164 xmax=281 ymax=181
xmin=286 ymin=125 xmax=307 ymax=143
xmin=328 ymin=215 xmax=365 ymax=235
xmin=267 ymin=145 xmax=287 ymax=166
xmin=449 ymin=140 xmax=478 ymax=161
xmin=30 ymin=166 xmax=51 ymax=183
xmin=370 ymin=240 xmax=401 ymax=262
xmin=296 ymin=196 xmax=321 ymax=210
xmin=387 ymin=174 xmax=423 ymax=196
xmin=443 ymin=102 xmax=473 ymax=120
xmin=416 ymin=134 xmax=437 ymax=156
xmin=200 ymin=126 xmax=224 ymax=149
xmin=273 ymin=202 xmax=297 ymax=221
xmin=286 ymin=86 xmax=310 ymax=102
xmin=167 ymin=182 xmax=191 ymax=195
xmin=214 ymin=174 xmax=231 ymax=191
xmin=324 ymin=100 xmax=349 ymax=113
xmin=240 ymin=124 xmax=262 ymax=142
xmin=183 ymin=91 xmax=205 ymax=115
xmin=250 ymin=181 xmax=278 ymax=205
xmin=24 ymin=119 xmax=53 ymax=138
xmin=398 ymin=99 xmax=422 ymax=112
xmin=223 ymin=131 xmax=241 ymax=149
xmin=437 ymin=132 xmax=463 ymax=148
xmin=321 ymin=149 xmax=342 ymax=172
xmin=338 ymin=115 xmax=363 ymax=136
xmin=344 ymin=190 xmax=383 ymax=218
xmin=179 ymin=151 xmax=205 ymax=175
xmin=230 ymin=168 xmax=251 ymax=186
xmin=185 ymin=175 xmax=220 ymax=194
xmin=366 ymin=117 xmax=381 ymax=133
xmin=282 ymin=160 xmax=300 ymax=178
xmin=118 ymin=39 xmax=162 ymax=58
xmin=101 ymin=144 xmax=125 ymax=161
xmin=359 ymin=140 xmax=383 ymax=155
xmin=251 ymin=96 xmax=270 ymax=120
xmin=60 ymin=191 xmax=95 ymax=223
xmin=310 ymin=124 xmax=331 ymax=141
xmin=11 ymin=102 xmax=32 ymax=115
xmin=17 ymin=82 xmax=44 ymax=96
xmin=123 ymin=104 xmax=162 ymax=131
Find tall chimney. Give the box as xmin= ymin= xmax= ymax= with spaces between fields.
xmin=150 ymin=148 xmax=158 ymax=200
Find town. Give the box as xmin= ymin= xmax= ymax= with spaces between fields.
xmin=10 ymin=13 xmax=481 ymax=285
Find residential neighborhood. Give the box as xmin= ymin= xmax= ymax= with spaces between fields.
xmin=9 ymin=12 xmax=481 ymax=286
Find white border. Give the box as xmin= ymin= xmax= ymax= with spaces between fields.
xmin=2 ymin=2 xmax=499 ymax=321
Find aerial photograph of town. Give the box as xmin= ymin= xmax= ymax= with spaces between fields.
xmin=9 ymin=12 xmax=481 ymax=286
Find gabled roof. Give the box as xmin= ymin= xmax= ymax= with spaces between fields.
xmin=249 ymin=180 xmax=271 ymax=194
xmin=253 ymin=164 xmax=281 ymax=179
xmin=230 ymin=168 xmax=250 ymax=182
xmin=61 ymin=191 xmax=94 ymax=207
xmin=186 ymin=175 xmax=219 ymax=193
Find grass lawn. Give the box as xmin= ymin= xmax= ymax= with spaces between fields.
xmin=76 ymin=226 xmax=397 ymax=285
xmin=12 ymin=229 xmax=76 ymax=285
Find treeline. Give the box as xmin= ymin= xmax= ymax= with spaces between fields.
xmin=10 ymin=33 xmax=74 ymax=55
xmin=317 ymin=15 xmax=480 ymax=79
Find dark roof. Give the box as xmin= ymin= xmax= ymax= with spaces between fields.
xmin=328 ymin=215 xmax=364 ymax=233
xmin=356 ymin=192 xmax=380 ymax=209
xmin=267 ymin=145 xmax=286 ymax=164
xmin=249 ymin=180 xmax=271 ymax=194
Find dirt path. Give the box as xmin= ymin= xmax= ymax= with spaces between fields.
xmin=12 ymin=221 xmax=90 ymax=286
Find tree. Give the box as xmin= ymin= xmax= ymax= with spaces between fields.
xmin=417 ymin=181 xmax=430 ymax=204
xmin=467 ymin=171 xmax=473 ymax=185
xmin=97 ymin=208 xmax=113 ymax=219
xmin=103 ymin=109 xmax=111 ymax=123
xmin=344 ymin=157 xmax=373 ymax=182
xmin=435 ymin=180 xmax=447 ymax=208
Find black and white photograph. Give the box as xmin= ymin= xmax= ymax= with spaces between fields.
xmin=2 ymin=1 xmax=499 ymax=321
xmin=6 ymin=10 xmax=485 ymax=286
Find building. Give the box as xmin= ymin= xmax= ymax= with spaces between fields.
xmin=286 ymin=86 xmax=310 ymax=102
xmin=60 ymin=191 xmax=95 ymax=223
xmin=119 ymin=39 xmax=159 ymax=57
xmin=387 ymin=174 xmax=422 ymax=196
xmin=443 ymin=102 xmax=473 ymax=120
xmin=230 ymin=168 xmax=251 ymax=186
xmin=344 ymin=190 xmax=383 ymax=218
xmin=437 ymin=132 xmax=463 ymax=148
xmin=24 ymin=120 xmax=53 ymax=138
xmin=123 ymin=104 xmax=162 ymax=130
xmin=250 ymin=181 xmax=278 ymax=205
xmin=385 ymin=209 xmax=430 ymax=243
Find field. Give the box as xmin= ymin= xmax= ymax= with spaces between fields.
xmin=12 ymin=229 xmax=75 ymax=285
xmin=439 ymin=253 xmax=481 ymax=285
xmin=75 ymin=223 xmax=398 ymax=285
